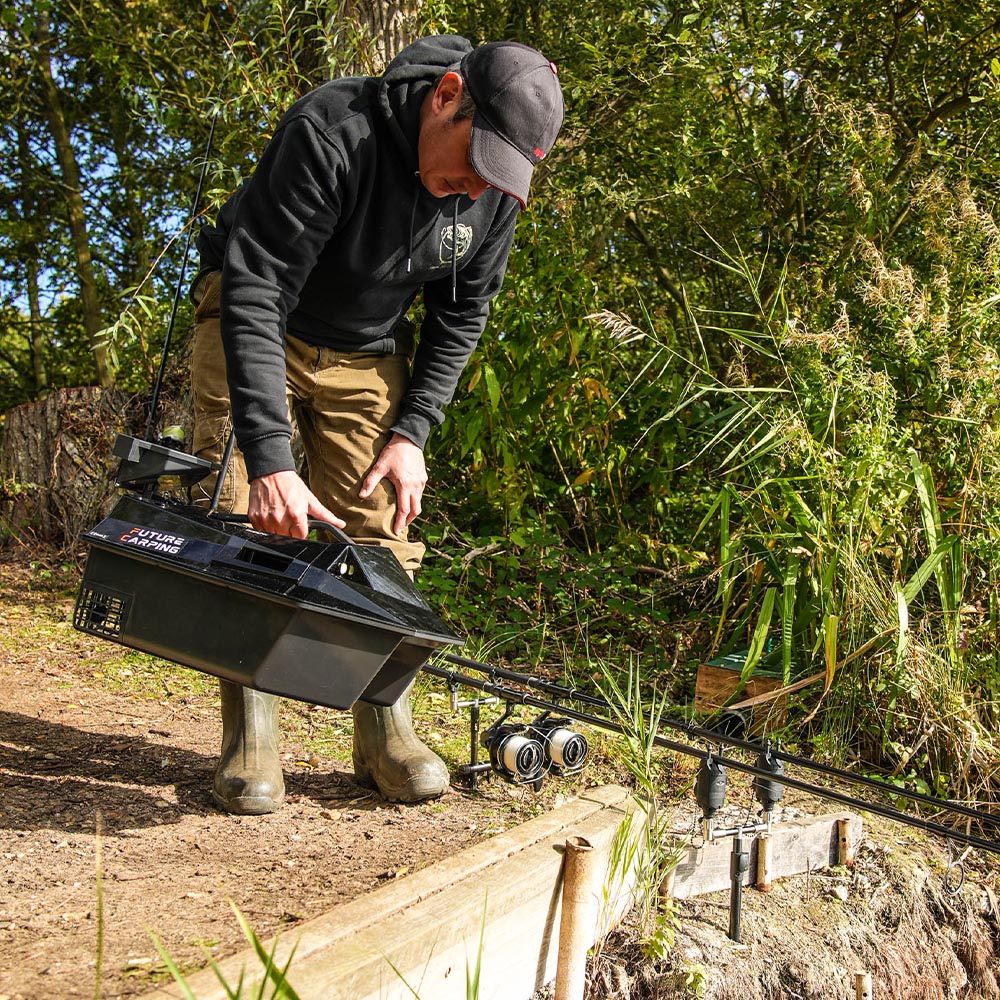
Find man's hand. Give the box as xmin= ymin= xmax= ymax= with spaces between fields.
xmin=359 ymin=433 xmax=427 ymax=536
xmin=248 ymin=470 xmax=347 ymax=539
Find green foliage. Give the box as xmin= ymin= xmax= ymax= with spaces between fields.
xmin=2 ymin=0 xmax=999 ymax=799
xmin=0 ymin=0 xmax=386 ymax=405
xmin=149 ymin=901 xmax=302 ymax=1000
xmin=417 ymin=517 xmax=700 ymax=695
xmin=423 ymin=0 xmax=1000 ymax=799
xmin=594 ymin=656 xmax=685 ymax=965
xmin=638 ymin=185 xmax=1000 ymax=795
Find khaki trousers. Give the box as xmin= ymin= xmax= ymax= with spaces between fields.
xmin=189 ymin=270 xmax=425 ymax=573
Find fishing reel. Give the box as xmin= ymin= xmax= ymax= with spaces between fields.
xmin=450 ymin=690 xmax=591 ymax=791
xmin=485 ymin=722 xmax=546 ymax=788
xmin=482 ymin=713 xmax=591 ymax=789
xmin=528 ymin=715 xmax=590 ymax=776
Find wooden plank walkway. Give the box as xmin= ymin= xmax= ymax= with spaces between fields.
xmin=140 ymin=785 xmax=645 ymax=1000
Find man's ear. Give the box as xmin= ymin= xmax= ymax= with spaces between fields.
xmin=431 ymin=71 xmax=464 ymax=114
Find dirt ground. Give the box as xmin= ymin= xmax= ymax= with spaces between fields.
xmin=2 ymin=547 xmax=1000 ymax=1000
xmin=594 ymin=826 xmax=1000 ymax=999
xmin=0 ymin=551 xmax=583 ymax=1000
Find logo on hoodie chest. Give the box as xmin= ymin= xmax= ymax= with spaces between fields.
xmin=440 ymin=223 xmax=473 ymax=265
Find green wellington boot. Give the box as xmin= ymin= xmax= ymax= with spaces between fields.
xmin=213 ymin=679 xmax=285 ymax=815
xmin=352 ymin=681 xmax=450 ymax=802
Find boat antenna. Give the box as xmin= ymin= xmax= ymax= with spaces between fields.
xmin=144 ymin=114 xmax=218 ymax=442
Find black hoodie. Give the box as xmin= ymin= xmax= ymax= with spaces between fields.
xmin=196 ymin=35 xmax=521 ymax=480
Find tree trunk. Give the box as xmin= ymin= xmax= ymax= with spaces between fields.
xmin=344 ymin=0 xmax=421 ymax=74
xmin=108 ymin=95 xmax=152 ymax=294
xmin=307 ymin=0 xmax=420 ymax=79
xmin=1 ymin=388 xmax=143 ymax=549
xmin=26 ymin=258 xmax=48 ymax=395
xmin=17 ymin=125 xmax=49 ymax=394
xmin=34 ymin=13 xmax=112 ymax=387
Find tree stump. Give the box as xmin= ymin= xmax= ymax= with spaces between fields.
xmin=0 ymin=387 xmax=145 ymax=549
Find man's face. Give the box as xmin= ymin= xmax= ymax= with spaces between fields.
xmin=418 ymin=75 xmax=490 ymax=201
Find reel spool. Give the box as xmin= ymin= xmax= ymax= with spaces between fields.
xmin=529 ymin=716 xmax=590 ymax=775
xmin=485 ymin=724 xmax=545 ymax=787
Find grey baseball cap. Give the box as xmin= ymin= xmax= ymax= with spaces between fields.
xmin=460 ymin=41 xmax=565 ymax=206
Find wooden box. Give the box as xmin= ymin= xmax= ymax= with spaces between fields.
xmin=694 ymin=653 xmax=789 ymax=735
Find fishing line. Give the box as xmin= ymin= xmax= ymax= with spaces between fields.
xmin=144 ymin=115 xmax=218 ymax=443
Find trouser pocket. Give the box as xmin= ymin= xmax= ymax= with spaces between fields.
xmin=193 ymin=270 xmax=221 ymax=322
xmin=190 ymin=410 xmax=249 ymax=513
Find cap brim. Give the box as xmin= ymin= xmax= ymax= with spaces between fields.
xmin=469 ymin=115 xmax=533 ymax=207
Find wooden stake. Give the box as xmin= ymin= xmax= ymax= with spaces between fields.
xmin=555 ymin=836 xmax=598 ymax=1000
xmin=838 ymin=818 xmax=855 ymax=868
xmin=756 ymin=834 xmax=773 ymax=892
xmin=855 ymin=971 xmax=873 ymax=999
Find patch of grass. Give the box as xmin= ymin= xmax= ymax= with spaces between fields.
xmin=149 ymin=900 xmax=303 ymax=1000
xmin=96 ymin=655 xmax=216 ymax=700
xmin=279 ymin=702 xmax=353 ymax=765
xmin=122 ymin=958 xmax=196 ymax=983
xmin=190 ymin=936 xmax=221 ymax=951
xmin=591 ymin=653 xmax=689 ymax=959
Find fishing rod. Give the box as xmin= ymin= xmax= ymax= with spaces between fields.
xmin=423 ymin=658 xmax=1000 ymax=857
xmin=434 ymin=651 xmax=1000 ymax=831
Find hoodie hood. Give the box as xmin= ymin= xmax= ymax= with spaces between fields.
xmin=377 ymin=34 xmax=473 ymax=166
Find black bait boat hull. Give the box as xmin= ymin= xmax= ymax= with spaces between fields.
xmin=73 ymin=493 xmax=462 ymax=709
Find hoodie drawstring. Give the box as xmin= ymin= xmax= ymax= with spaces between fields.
xmin=406 ymin=178 xmax=419 ymax=274
xmin=451 ymin=197 xmax=459 ymax=303
xmin=407 ymin=182 xmax=459 ymax=304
